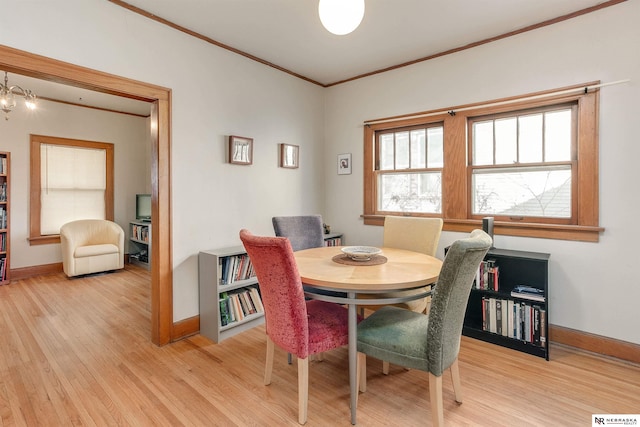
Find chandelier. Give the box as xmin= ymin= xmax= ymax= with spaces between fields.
xmin=318 ymin=0 xmax=365 ymax=36
xmin=0 ymin=72 xmax=37 ymax=120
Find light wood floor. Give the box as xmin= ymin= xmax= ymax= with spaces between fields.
xmin=2 ymin=266 xmax=639 ymax=426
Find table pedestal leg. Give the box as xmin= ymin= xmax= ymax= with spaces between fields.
xmin=348 ymin=292 xmax=357 ymax=425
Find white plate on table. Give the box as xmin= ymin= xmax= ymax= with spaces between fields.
xmin=341 ymin=246 xmax=382 ymax=261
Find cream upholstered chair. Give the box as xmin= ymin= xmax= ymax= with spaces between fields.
xmin=60 ymin=219 xmax=125 ymax=277
xmin=239 ymin=229 xmax=357 ymax=425
xmin=381 ymin=216 xmax=443 ymax=311
xmin=360 ymin=216 xmax=443 ymax=314
xmin=356 ymin=230 xmax=492 ymax=427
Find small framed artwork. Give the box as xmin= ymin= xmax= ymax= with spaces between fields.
xmin=337 ymin=153 xmax=351 ymax=175
xmin=280 ymin=144 xmax=299 ymax=169
xmin=228 ymin=135 xmax=253 ymax=165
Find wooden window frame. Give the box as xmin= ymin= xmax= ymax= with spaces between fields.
xmin=363 ymin=82 xmax=603 ymax=242
xmin=374 ymin=123 xmax=444 ymax=215
xmin=29 ymin=134 xmax=115 ymax=245
xmin=467 ymin=103 xmax=578 ymax=225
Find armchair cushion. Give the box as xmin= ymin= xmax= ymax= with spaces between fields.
xmin=75 ymin=243 xmax=119 ymax=258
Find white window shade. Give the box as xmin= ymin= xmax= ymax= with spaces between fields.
xmin=40 ymin=144 xmax=106 ymax=235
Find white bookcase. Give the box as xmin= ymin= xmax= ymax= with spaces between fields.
xmin=199 ymin=246 xmax=265 ymax=343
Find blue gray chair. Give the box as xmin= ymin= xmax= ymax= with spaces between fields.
xmin=272 ymin=215 xmax=325 ymax=251
xmin=272 ymin=214 xmax=328 ymax=365
xmin=356 ymin=229 xmax=492 ymax=426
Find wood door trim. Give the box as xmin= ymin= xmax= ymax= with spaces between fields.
xmin=0 ymin=44 xmax=173 ymax=345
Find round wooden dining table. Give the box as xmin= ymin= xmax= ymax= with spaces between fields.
xmin=293 ymin=246 xmax=442 ymax=425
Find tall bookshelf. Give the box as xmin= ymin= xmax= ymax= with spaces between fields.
xmin=462 ymin=248 xmax=550 ymax=360
xmin=129 ymin=221 xmax=151 ymax=270
xmin=0 ymin=152 xmax=9 ymax=285
xmin=199 ymin=246 xmax=265 ymax=343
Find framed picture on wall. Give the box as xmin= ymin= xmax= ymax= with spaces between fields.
xmin=337 ymin=153 xmax=351 ymax=175
xmin=228 ymin=135 xmax=253 ymax=165
xmin=280 ymin=144 xmax=299 ymax=169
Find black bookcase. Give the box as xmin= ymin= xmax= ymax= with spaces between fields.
xmin=459 ymin=248 xmax=550 ymax=360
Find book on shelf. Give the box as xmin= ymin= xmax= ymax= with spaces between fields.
xmin=474 ymin=259 xmax=499 ymax=291
xmin=489 ymin=298 xmax=497 ymax=334
xmin=0 ymin=257 xmax=6 ymax=281
xmin=511 ymin=285 xmax=545 ymax=302
xmin=495 ymin=299 xmax=502 ymax=335
xmin=481 ymin=297 xmax=546 ymax=347
xmin=539 ymin=308 xmax=547 ymax=348
xmin=219 ymin=293 xmax=231 ymax=326
xmin=219 ymin=285 xmax=264 ymax=325
xmin=324 ymin=236 xmax=342 ymax=246
xmin=219 ymin=254 xmax=257 ymax=285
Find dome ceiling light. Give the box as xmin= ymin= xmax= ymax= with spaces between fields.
xmin=318 ymin=0 xmax=365 ymax=36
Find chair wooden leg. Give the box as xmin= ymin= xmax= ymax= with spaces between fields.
xmin=264 ymin=336 xmax=275 ymax=385
xmin=382 ymin=360 xmax=390 ymax=375
xmin=357 ymin=352 xmax=367 ymax=393
xmin=298 ymin=357 xmax=309 ymax=425
xmin=425 ymin=295 xmax=432 ymax=314
xmin=429 ymin=372 xmax=444 ymax=427
xmin=450 ymin=358 xmax=463 ymax=403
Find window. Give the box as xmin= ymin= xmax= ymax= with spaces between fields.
xmin=29 ymin=135 xmax=114 ymax=245
xmin=469 ymin=104 xmax=576 ymax=223
xmin=363 ymin=83 xmax=601 ymax=241
xmin=376 ymin=124 xmax=443 ymax=214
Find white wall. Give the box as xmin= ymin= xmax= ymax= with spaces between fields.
xmin=323 ymin=1 xmax=640 ymax=345
xmin=0 ymin=98 xmax=149 ymax=268
xmin=0 ymin=0 xmax=325 ymax=321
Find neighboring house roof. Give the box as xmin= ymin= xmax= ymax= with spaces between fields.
xmin=498 ymin=178 xmax=572 ymax=218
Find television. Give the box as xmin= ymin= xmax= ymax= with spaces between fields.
xmin=136 ymin=194 xmax=152 ymax=221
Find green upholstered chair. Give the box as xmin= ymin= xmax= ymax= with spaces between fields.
xmin=356 ymin=229 xmax=492 ymax=426
xmin=359 ymin=216 xmax=443 ymax=374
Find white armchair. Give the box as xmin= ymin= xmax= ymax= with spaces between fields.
xmin=60 ymin=219 xmax=125 ymax=277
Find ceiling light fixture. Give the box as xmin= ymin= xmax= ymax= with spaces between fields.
xmin=318 ymin=0 xmax=365 ymax=36
xmin=0 ymin=71 xmax=37 ymax=120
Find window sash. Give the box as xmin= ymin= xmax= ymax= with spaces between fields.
xmin=376 ymin=171 xmax=442 ymax=214
xmin=376 ymin=123 xmax=443 ymax=171
xmin=29 ymin=135 xmax=114 ymax=245
xmin=470 ymin=104 xmax=575 ymax=167
xmin=39 ymin=144 xmax=107 ymax=234
xmin=470 ymin=164 xmax=572 ymax=220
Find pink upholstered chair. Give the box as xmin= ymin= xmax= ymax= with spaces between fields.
xmin=239 ymin=229 xmax=355 ymax=425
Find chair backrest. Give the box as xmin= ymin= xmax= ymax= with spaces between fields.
xmin=383 ymin=216 xmax=443 ymax=257
xmin=60 ymin=219 xmax=124 ymax=247
xmin=427 ymin=229 xmax=492 ymax=376
xmin=239 ymin=229 xmax=311 ymax=358
xmin=272 ymin=215 xmax=324 ymax=251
